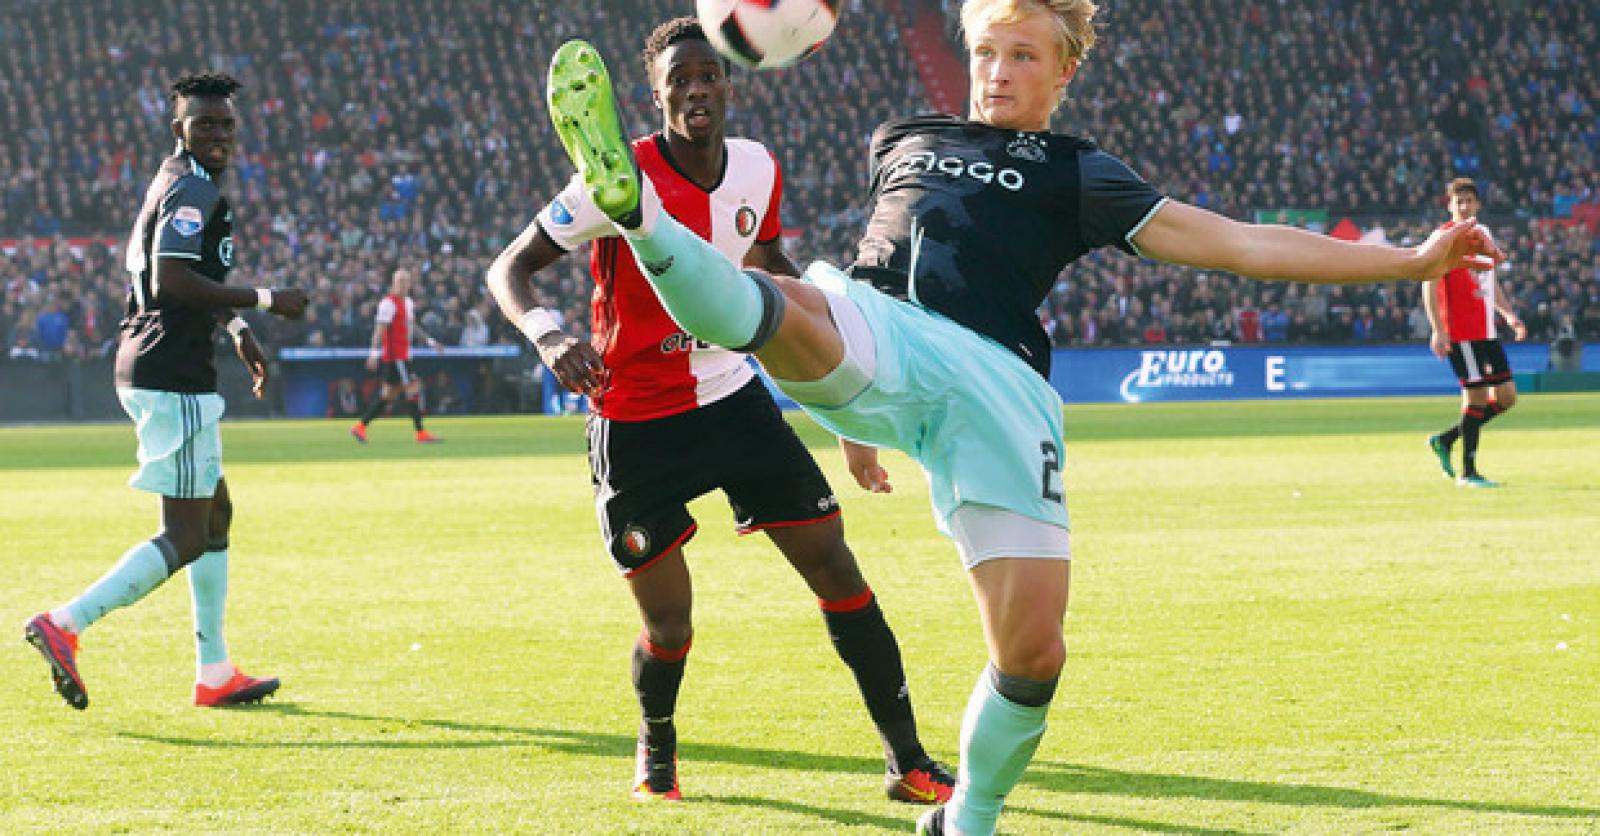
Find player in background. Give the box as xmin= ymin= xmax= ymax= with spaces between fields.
xmin=1423 ymin=178 xmax=1526 ymax=487
xmin=23 ymin=73 xmax=308 ymax=710
xmin=542 ymin=1 xmax=1502 ymax=830
xmin=350 ymin=267 xmax=443 ymax=443
xmin=487 ymin=18 xmax=953 ymax=805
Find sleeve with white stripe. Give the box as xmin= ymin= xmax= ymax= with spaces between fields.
xmin=534 ymin=174 xmax=619 ymax=252
xmin=153 ymin=176 xmax=220 ymax=261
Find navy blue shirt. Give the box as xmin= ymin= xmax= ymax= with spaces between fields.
xmin=851 ymin=115 xmax=1166 ymax=377
xmin=115 ymin=151 xmax=235 ymax=393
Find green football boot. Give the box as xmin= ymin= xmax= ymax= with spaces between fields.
xmin=1426 ymin=434 xmax=1455 ymax=479
xmin=1457 ymin=474 xmax=1501 ymax=488
xmin=547 ymin=40 xmax=641 ymax=228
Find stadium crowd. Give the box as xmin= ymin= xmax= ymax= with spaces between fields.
xmin=1 ymin=0 xmax=1597 ymax=369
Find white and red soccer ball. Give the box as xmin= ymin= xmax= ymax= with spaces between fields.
xmin=696 ymin=0 xmax=841 ymax=70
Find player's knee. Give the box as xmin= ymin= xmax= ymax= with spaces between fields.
xmin=812 ymin=540 xmax=867 ymax=594
xmin=1497 ymin=391 xmax=1517 ymax=410
xmin=208 ymin=496 xmax=233 ymax=544
xmin=641 ymin=618 xmax=693 ymax=652
xmin=159 ymin=526 xmax=210 ymax=566
xmin=709 ymin=267 xmax=785 ymax=353
xmin=775 ymin=522 xmax=866 ymax=596
xmin=997 ymin=631 xmax=1067 ymax=682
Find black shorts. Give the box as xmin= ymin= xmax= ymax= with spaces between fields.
xmin=380 ymin=360 xmax=414 ymax=386
xmin=1447 ymin=339 xmax=1512 ymax=388
xmin=586 ymin=379 xmax=840 ymax=575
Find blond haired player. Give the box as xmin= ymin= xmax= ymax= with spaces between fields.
xmin=543 ymin=0 xmax=1503 ymax=831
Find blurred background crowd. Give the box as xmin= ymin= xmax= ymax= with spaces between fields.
xmin=2 ymin=0 xmax=1597 ymax=370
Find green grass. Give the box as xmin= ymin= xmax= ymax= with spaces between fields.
xmin=1 ymin=394 xmax=1597 ymax=834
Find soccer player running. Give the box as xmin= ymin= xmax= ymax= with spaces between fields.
xmin=1423 ymin=178 xmax=1526 ymax=487
xmin=23 ymin=73 xmax=308 ymax=710
xmin=350 ymin=267 xmax=443 ymax=444
xmin=545 ymin=2 xmax=1504 ymax=830
xmin=487 ymin=18 xmax=953 ymax=805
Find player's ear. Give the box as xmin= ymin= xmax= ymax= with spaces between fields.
xmin=1056 ymin=58 xmax=1079 ymax=95
xmin=170 ymin=117 xmax=185 ymax=145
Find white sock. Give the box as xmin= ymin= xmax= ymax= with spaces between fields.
xmin=49 ymin=607 xmax=80 ymax=634
xmin=198 ymin=661 xmax=236 ymax=687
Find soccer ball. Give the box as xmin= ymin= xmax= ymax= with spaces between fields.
xmin=696 ymin=0 xmax=841 ymax=70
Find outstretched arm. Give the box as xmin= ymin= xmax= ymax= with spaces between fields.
xmin=486 ymin=221 xmax=604 ymax=396
xmin=412 ymin=317 xmax=442 ymax=350
xmin=1131 ymin=201 xmax=1503 ymax=284
xmin=154 ymin=258 xmax=306 ymax=316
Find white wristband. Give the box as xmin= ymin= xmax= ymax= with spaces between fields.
xmin=255 ymin=288 xmax=273 ymax=310
xmin=225 ymin=316 xmax=249 ymax=338
xmin=518 ymin=308 xmax=563 ymax=342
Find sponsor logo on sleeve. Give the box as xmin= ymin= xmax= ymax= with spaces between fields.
xmin=171 ymin=205 xmax=204 ymax=237
xmin=550 ymin=198 xmax=574 ymax=226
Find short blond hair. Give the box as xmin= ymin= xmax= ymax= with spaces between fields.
xmin=961 ymin=0 xmax=1098 ymax=68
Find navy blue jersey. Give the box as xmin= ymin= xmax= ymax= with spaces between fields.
xmin=851 ymin=114 xmax=1166 ymax=376
xmin=114 ymin=151 xmax=235 ymax=393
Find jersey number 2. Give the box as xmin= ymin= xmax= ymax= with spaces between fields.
xmin=1040 ymin=441 xmax=1063 ymax=502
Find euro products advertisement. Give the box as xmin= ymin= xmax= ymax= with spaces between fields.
xmin=1049 ymin=344 xmax=1558 ymax=404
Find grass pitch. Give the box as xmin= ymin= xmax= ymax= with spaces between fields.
xmin=1 ymin=394 xmax=1596 ymax=834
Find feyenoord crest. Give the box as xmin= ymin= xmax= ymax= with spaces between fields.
xmin=735 ymin=205 xmax=758 ymax=237
xmin=622 ymin=525 xmax=651 ymax=558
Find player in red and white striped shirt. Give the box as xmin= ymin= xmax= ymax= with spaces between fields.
xmin=1422 ymin=178 xmax=1527 ymax=487
xmin=351 ymin=268 xmax=442 ymax=443
xmin=487 ymin=17 xmax=950 ymax=807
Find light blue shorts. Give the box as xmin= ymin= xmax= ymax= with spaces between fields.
xmin=117 ymin=389 xmax=226 ymax=499
xmin=791 ymin=263 xmax=1069 ymax=535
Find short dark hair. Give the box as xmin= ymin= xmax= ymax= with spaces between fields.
xmin=169 ymin=72 xmax=242 ymax=105
xmin=1447 ymin=177 xmax=1480 ymax=200
xmin=641 ymin=16 xmax=724 ymax=79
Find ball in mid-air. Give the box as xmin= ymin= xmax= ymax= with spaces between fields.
xmin=696 ymin=0 xmax=841 ymax=70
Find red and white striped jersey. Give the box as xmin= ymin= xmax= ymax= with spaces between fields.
xmin=1436 ymin=225 xmax=1499 ymax=343
xmin=536 ymin=134 xmax=784 ymax=421
xmin=376 ymin=293 xmax=415 ymax=362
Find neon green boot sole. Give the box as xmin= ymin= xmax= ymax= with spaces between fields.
xmin=547 ymin=40 xmax=639 ymax=225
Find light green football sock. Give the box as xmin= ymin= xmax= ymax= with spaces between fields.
xmin=623 ymin=214 xmax=778 ymax=351
xmin=61 ymin=538 xmax=175 ymax=632
xmin=947 ymin=668 xmax=1050 ymax=836
xmin=187 ymin=549 xmax=230 ymax=667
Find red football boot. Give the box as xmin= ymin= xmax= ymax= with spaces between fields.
xmin=23 ymin=613 xmax=87 ymax=710
xmin=631 ymin=744 xmax=682 ymax=801
xmin=887 ymin=759 xmax=956 ymax=804
xmin=194 ymin=666 xmax=281 ymax=707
